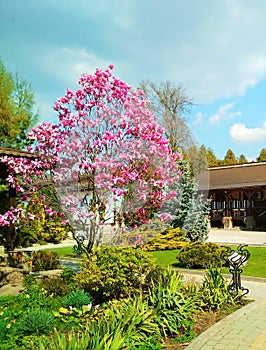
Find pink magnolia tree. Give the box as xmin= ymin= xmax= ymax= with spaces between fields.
xmin=0 ymin=65 xmax=181 ymax=255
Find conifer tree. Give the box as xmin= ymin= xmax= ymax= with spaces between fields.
xmin=206 ymin=147 xmax=219 ymax=166
xmin=171 ymin=160 xmax=211 ymax=242
xmin=238 ymin=154 xmax=248 ymax=164
xmin=257 ymin=148 xmax=266 ymax=162
xmin=223 ymin=149 xmax=238 ymax=165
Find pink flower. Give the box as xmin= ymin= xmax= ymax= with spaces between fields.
xmin=0 ymin=65 xmax=181 ymax=245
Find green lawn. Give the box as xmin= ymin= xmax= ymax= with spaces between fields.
xmin=45 ymin=246 xmax=76 ymax=257
xmin=150 ymin=245 xmax=266 ymax=279
xmin=47 ymin=244 xmax=266 ymax=278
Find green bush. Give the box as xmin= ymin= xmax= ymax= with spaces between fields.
xmin=75 ymin=246 xmax=155 ymax=303
xmin=145 ymin=227 xmax=188 ymax=251
xmin=177 ymin=242 xmax=224 ymax=269
xmin=63 ymin=290 xmax=93 ymax=309
xmin=32 ymin=250 xmax=61 ymax=271
xmin=0 ymin=319 xmax=10 ymax=341
xmin=61 ymin=267 xmax=77 ymax=283
xmin=41 ymin=276 xmax=71 ymax=296
xmin=15 ymin=194 xmax=68 ymax=248
xmin=17 ymin=309 xmax=54 ymax=335
xmin=23 ymin=274 xmax=40 ymax=293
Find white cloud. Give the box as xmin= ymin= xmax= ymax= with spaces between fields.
xmin=209 ymin=102 xmax=241 ymax=125
xmin=3 ymin=0 xmax=266 ymax=109
xmin=39 ymin=47 xmax=111 ymax=88
xmin=229 ymin=121 xmax=266 ymax=144
xmin=193 ymin=112 xmax=204 ymax=125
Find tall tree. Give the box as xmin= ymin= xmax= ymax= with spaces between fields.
xmin=0 ymin=65 xmax=180 ymax=253
xmin=238 ymin=154 xmax=248 ymax=164
xmin=184 ymin=144 xmax=208 ymax=175
xmin=257 ymin=148 xmax=266 ymax=162
xmin=206 ymin=147 xmax=219 ymax=167
xmin=140 ymin=80 xmax=194 ymax=154
xmin=171 ymin=160 xmax=211 ymax=242
xmin=0 ymin=59 xmax=38 ymax=149
xmin=223 ymin=149 xmax=238 ymax=165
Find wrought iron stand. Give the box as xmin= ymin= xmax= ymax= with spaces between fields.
xmin=221 ymin=244 xmax=250 ymax=296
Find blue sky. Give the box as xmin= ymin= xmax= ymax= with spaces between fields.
xmin=1 ymin=0 xmax=266 ymax=161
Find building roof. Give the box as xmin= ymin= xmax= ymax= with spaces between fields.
xmin=196 ymin=162 xmax=266 ymax=191
xmin=0 ymin=147 xmax=37 ymax=159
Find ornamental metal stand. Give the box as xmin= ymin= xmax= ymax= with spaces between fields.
xmin=221 ymin=244 xmax=250 ymax=297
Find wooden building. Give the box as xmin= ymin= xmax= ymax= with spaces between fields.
xmin=196 ymin=162 xmax=266 ymax=230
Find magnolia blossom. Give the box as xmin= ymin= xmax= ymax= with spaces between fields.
xmin=0 ymin=65 xmax=181 ymax=251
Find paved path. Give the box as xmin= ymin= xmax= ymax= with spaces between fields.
xmin=207 ymin=228 xmax=266 ymax=246
xmin=186 ymin=299 xmax=266 ymax=350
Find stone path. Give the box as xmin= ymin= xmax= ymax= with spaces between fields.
xmin=186 ymin=299 xmax=266 ymax=350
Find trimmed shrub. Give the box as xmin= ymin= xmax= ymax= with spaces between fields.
xmin=117 ymin=219 xmax=167 ymax=247
xmin=145 ymin=227 xmax=188 ymax=251
xmin=41 ymin=276 xmax=71 ymax=296
xmin=177 ymin=242 xmax=224 ymax=269
xmin=15 ymin=193 xmax=68 ymax=248
xmin=75 ymin=246 xmax=155 ymax=303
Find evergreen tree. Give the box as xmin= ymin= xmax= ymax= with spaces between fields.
xmin=223 ymin=149 xmax=238 ymax=165
xmin=171 ymin=160 xmax=211 ymax=242
xmin=238 ymin=154 xmax=248 ymax=164
xmin=257 ymin=148 xmax=266 ymax=162
xmin=206 ymin=147 xmax=219 ymax=166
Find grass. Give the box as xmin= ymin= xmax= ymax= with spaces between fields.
xmin=234 ymin=245 xmax=266 ymax=278
xmin=46 ymin=244 xmax=266 ymax=278
xmin=150 ymin=245 xmax=266 ymax=278
xmin=44 ymin=246 xmax=76 ymax=257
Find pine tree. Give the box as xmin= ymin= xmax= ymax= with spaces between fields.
xmin=223 ymin=149 xmax=238 ymax=165
xmin=257 ymin=148 xmax=266 ymax=162
xmin=171 ymin=160 xmax=211 ymax=242
xmin=238 ymin=154 xmax=248 ymax=164
xmin=206 ymin=147 xmax=219 ymax=167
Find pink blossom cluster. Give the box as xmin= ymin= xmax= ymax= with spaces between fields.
xmin=0 ymin=65 xmax=181 ymax=235
xmin=0 ymin=207 xmax=25 ymax=226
